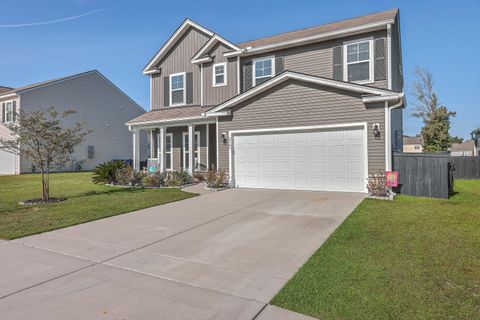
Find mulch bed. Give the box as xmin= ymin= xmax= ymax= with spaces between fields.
xmin=19 ymin=197 xmax=67 ymax=206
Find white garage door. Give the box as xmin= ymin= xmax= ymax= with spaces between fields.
xmin=0 ymin=150 xmax=16 ymax=175
xmin=232 ymin=127 xmax=366 ymax=192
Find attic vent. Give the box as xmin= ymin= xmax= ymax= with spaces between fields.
xmin=87 ymin=146 xmax=94 ymax=159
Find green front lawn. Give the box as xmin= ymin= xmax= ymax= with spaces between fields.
xmin=0 ymin=172 xmax=196 ymax=240
xmin=272 ymin=180 xmax=480 ymax=320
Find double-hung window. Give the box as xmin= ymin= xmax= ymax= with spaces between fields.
xmin=213 ymin=62 xmax=226 ymax=87
xmin=2 ymin=101 xmax=14 ymax=123
xmin=165 ymin=133 xmax=173 ymax=170
xmin=253 ymin=57 xmax=274 ymax=86
xmin=344 ymin=39 xmax=373 ymax=83
xmin=170 ymin=72 xmax=185 ymax=106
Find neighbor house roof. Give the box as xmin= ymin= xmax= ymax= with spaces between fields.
xmin=472 ymin=128 xmax=480 ymax=135
xmin=127 ymin=105 xmax=213 ymax=126
xmin=451 ymin=140 xmax=475 ymax=152
xmin=0 ymin=70 xmax=98 ymax=97
xmin=238 ymin=9 xmax=398 ymax=49
xmin=0 ymin=86 xmax=13 ymax=94
xmin=403 ymin=136 xmax=422 ymax=145
xmin=206 ymin=71 xmax=403 ymax=115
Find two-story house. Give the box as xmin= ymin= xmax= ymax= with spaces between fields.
xmin=127 ymin=9 xmax=404 ymax=193
xmin=0 ymin=70 xmax=147 ymax=175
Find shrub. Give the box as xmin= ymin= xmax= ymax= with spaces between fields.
xmin=142 ymin=172 xmax=165 ymax=187
xmin=206 ymin=169 xmax=227 ymax=188
xmin=164 ymin=170 xmax=193 ymax=187
xmin=367 ymin=170 xmax=390 ymax=196
xmin=115 ymin=166 xmax=137 ymax=185
xmin=92 ymin=160 xmax=126 ymax=184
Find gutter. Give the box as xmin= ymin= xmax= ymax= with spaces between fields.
xmin=385 ymin=93 xmax=405 ymax=171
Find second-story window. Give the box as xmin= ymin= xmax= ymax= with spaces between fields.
xmin=2 ymin=101 xmax=15 ymax=123
xmin=253 ymin=57 xmax=274 ymax=86
xmin=344 ymin=40 xmax=373 ymax=83
xmin=170 ymin=72 xmax=185 ymax=106
xmin=213 ymin=63 xmax=227 ymax=87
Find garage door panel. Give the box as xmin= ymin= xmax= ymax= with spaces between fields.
xmin=233 ymin=127 xmax=366 ymax=192
xmin=0 ymin=150 xmax=16 ymax=175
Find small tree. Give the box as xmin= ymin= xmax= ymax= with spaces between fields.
xmin=411 ymin=67 xmax=456 ymax=152
xmin=0 ymin=107 xmax=91 ymax=202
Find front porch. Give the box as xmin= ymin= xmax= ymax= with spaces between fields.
xmin=131 ymin=119 xmax=217 ymax=174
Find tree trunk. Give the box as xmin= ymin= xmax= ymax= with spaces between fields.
xmin=41 ymin=169 xmax=50 ymax=202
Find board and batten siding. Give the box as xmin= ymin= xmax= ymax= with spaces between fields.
xmin=218 ymin=79 xmax=386 ymax=174
xmin=241 ymin=30 xmax=389 ymax=92
xmin=151 ymin=27 xmax=210 ymax=109
xmin=18 ymin=72 xmax=147 ymax=172
xmin=202 ymin=43 xmax=238 ymax=106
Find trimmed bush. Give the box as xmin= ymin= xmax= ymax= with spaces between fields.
xmin=92 ymin=160 xmax=126 ymax=184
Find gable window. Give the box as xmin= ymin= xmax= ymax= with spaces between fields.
xmin=170 ymin=72 xmax=186 ymax=106
xmin=213 ymin=62 xmax=227 ymax=87
xmin=2 ymin=101 xmax=15 ymax=123
xmin=253 ymin=57 xmax=274 ymax=86
xmin=344 ymin=39 xmax=373 ymax=83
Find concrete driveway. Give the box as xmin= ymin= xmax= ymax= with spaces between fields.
xmin=0 ymin=188 xmax=364 ymax=319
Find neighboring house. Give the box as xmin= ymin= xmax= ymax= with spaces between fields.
xmin=403 ymin=136 xmax=423 ymax=153
xmin=472 ymin=128 xmax=480 ymax=156
xmin=0 ymin=70 xmax=147 ymax=175
xmin=451 ymin=140 xmax=475 ymax=157
xmin=0 ymin=86 xmax=13 ymax=94
xmin=127 ymin=9 xmax=404 ymax=193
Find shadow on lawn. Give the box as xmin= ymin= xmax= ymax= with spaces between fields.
xmin=73 ymin=186 xmax=149 ymax=198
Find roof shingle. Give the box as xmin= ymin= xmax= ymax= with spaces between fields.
xmin=239 ymin=9 xmax=398 ymax=48
xmin=127 ymin=105 xmax=213 ymax=125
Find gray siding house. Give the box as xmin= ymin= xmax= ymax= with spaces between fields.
xmin=0 ymin=70 xmax=147 ymax=175
xmin=128 ymin=9 xmax=405 ymax=193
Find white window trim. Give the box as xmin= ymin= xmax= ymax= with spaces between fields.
xmin=212 ymin=62 xmax=227 ymax=87
xmin=169 ymin=72 xmax=186 ymax=107
xmin=182 ymin=131 xmax=201 ymax=171
xmin=3 ymin=100 xmax=15 ymax=123
xmin=165 ymin=133 xmax=173 ymax=171
xmin=253 ymin=56 xmax=275 ymax=87
xmin=343 ymin=38 xmax=374 ymax=84
xmin=149 ymin=130 xmax=159 ymax=160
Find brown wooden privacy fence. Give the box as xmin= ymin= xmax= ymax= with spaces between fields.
xmin=392 ymin=153 xmax=454 ymax=199
xmin=450 ymin=156 xmax=480 ymax=179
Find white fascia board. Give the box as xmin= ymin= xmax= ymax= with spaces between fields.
xmin=191 ymin=56 xmax=212 ymax=64
xmin=127 ymin=115 xmax=215 ymax=127
xmin=244 ymin=19 xmax=394 ymax=55
xmin=191 ymin=34 xmax=240 ymax=63
xmin=143 ymin=19 xmax=215 ymax=74
xmin=0 ymin=93 xmax=17 ymax=99
xmin=223 ymin=50 xmax=244 ymax=58
xmin=362 ymin=93 xmax=404 ymax=103
xmin=206 ymin=71 xmax=397 ymax=115
xmin=202 ymin=110 xmax=231 ymax=117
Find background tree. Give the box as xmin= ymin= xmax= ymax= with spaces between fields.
xmin=0 ymin=107 xmax=91 ymax=202
xmin=411 ymin=67 xmax=456 ymax=152
xmin=451 ymin=136 xmax=464 ymax=144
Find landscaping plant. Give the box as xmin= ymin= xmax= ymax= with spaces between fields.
xmin=142 ymin=172 xmax=166 ymax=187
xmin=115 ymin=166 xmax=137 ymax=186
xmin=92 ymin=160 xmax=126 ymax=184
xmin=0 ymin=107 xmax=90 ymax=202
xmin=366 ymin=170 xmax=390 ymax=197
xmin=206 ymin=169 xmax=227 ymax=189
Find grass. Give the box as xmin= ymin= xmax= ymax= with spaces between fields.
xmin=272 ymin=180 xmax=480 ymax=320
xmin=0 ymin=172 xmax=197 ymax=240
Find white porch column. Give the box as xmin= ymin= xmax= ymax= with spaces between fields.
xmin=188 ymin=124 xmax=194 ymax=174
xmin=159 ymin=126 xmax=166 ymax=172
xmin=132 ymin=128 xmax=140 ymax=171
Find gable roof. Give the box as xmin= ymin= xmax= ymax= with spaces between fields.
xmin=403 ymin=136 xmax=422 ymax=145
xmin=239 ymin=9 xmax=398 ymax=51
xmin=143 ymin=19 xmax=214 ymax=74
xmin=191 ymin=34 xmax=241 ymax=64
xmin=0 ymin=86 xmax=13 ymax=94
xmin=0 ymin=70 xmax=144 ymax=112
xmin=127 ymin=105 xmax=212 ymax=126
xmin=205 ymin=71 xmax=403 ymax=115
xmin=451 ymin=140 xmax=475 ymax=152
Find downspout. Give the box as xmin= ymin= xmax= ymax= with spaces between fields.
xmin=385 ymin=93 xmax=405 ymax=171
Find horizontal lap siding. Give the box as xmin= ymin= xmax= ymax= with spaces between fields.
xmin=241 ymin=30 xmax=389 ymax=91
xmin=218 ymin=79 xmax=385 ymax=174
xmin=151 ymin=28 xmax=210 ymax=109
xmin=203 ymin=43 xmax=238 ymax=106
xmin=166 ymin=124 xmax=208 ymax=171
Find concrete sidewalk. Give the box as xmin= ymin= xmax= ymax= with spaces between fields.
xmin=0 ymin=188 xmax=364 ymax=319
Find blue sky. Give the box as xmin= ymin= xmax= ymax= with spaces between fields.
xmin=1 ymin=0 xmax=479 ymax=138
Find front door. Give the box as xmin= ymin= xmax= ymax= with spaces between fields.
xmin=183 ymin=131 xmax=200 ymax=171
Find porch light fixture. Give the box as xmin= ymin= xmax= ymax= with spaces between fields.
xmin=372 ymin=123 xmax=381 ymax=139
xmin=221 ymin=132 xmax=227 ymax=144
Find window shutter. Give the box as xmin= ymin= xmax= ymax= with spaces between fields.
xmin=163 ymin=77 xmax=170 ymax=107
xmin=243 ymin=61 xmax=253 ymax=91
xmin=12 ymin=100 xmax=16 ymax=122
xmin=375 ymin=38 xmax=386 ymax=81
xmin=333 ymin=46 xmax=343 ymax=80
xmin=275 ymin=56 xmax=284 ymax=75
xmin=186 ymin=72 xmax=193 ymax=104
xmin=1 ymin=103 xmax=5 ymax=123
